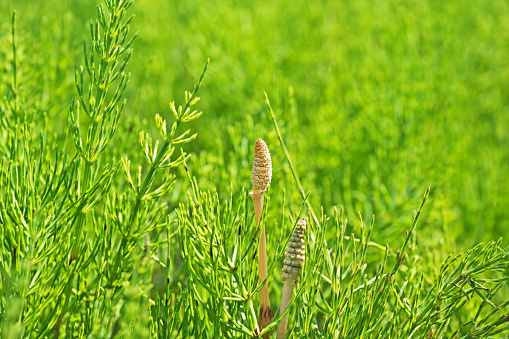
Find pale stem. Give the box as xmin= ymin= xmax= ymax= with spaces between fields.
xmin=277 ymin=280 xmax=296 ymax=339
xmin=251 ymin=192 xmax=272 ymax=337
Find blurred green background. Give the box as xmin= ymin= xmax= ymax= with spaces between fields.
xmin=1 ymin=0 xmax=508 ymax=257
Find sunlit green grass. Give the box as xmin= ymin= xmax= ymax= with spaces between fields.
xmin=2 ymin=0 xmax=508 ymax=249
xmin=1 ymin=0 xmax=508 ymax=337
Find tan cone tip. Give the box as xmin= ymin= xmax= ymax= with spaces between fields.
xmin=251 ymin=138 xmax=272 ymax=194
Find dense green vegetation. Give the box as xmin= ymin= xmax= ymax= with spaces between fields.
xmin=0 ymin=0 xmax=508 ymax=337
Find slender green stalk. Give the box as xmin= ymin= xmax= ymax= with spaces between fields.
xmin=391 ymin=185 xmax=430 ymax=274
xmin=121 ymin=59 xmax=208 ymax=248
xmin=11 ymin=12 xmax=18 ymax=116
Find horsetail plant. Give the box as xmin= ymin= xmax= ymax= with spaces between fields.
xmin=67 ymin=0 xmax=135 ymax=261
xmin=0 ymin=0 xmax=210 ymax=336
xmin=0 ymin=0 xmax=138 ymax=336
xmin=54 ymin=0 xmax=135 ymax=335
xmin=277 ymin=218 xmax=306 ymax=339
xmin=2 ymin=0 xmax=509 ymax=337
xmin=265 ymin=94 xmax=509 ymax=338
xmin=250 ymin=138 xmax=273 ymax=335
xmin=120 ymin=59 xmax=208 ymax=263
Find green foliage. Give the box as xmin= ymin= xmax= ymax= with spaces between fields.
xmin=0 ymin=0 xmax=508 ymax=338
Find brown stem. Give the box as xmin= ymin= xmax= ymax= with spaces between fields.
xmin=251 ymin=192 xmax=273 ymax=338
xmin=251 ymin=191 xmax=264 ymax=226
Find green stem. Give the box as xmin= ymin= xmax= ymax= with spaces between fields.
xmin=125 ymin=59 xmax=208 ymax=234
xmin=55 ymin=145 xmax=96 ymax=337
xmin=117 ymin=60 xmax=208 ymax=267
xmin=125 ymin=130 xmax=174 ymax=234
xmin=11 ymin=12 xmax=19 ymax=116
xmin=391 ymin=186 xmax=430 ymax=274
xmin=53 ymin=262 xmax=78 ymax=338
